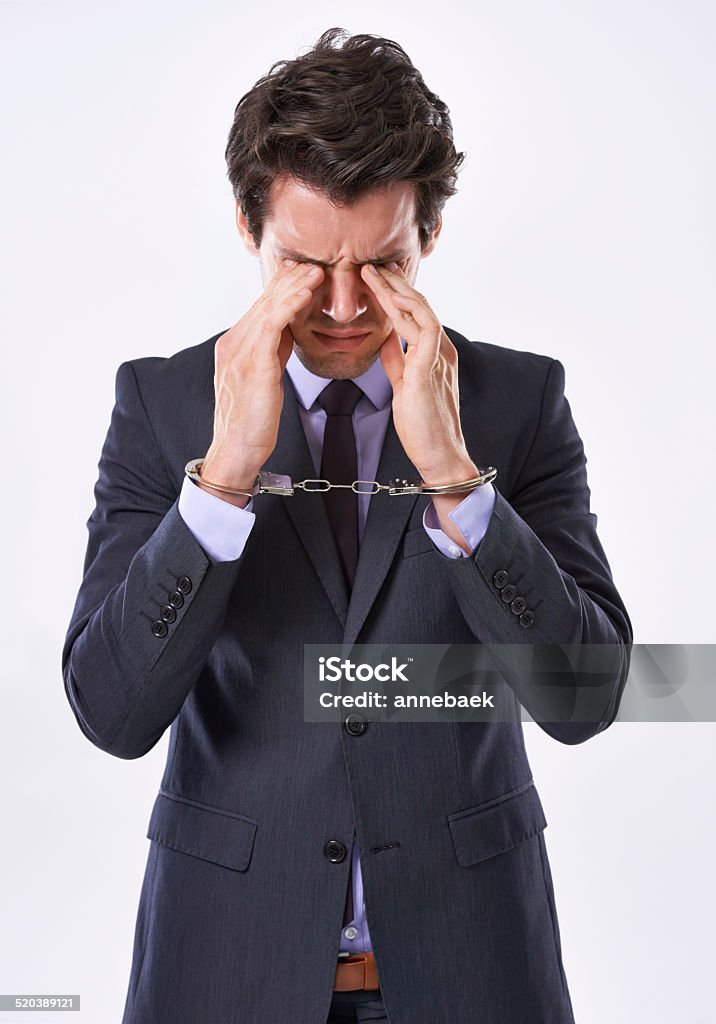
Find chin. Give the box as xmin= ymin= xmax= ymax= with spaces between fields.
xmin=294 ymin=340 xmax=382 ymax=380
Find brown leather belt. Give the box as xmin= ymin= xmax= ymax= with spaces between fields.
xmin=333 ymin=951 xmax=380 ymax=991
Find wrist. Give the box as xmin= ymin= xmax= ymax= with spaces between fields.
xmin=421 ymin=459 xmax=481 ymax=555
xmin=419 ymin=457 xmax=480 ymax=493
xmin=195 ymin=456 xmax=260 ymax=510
xmin=194 ymin=479 xmax=253 ymax=510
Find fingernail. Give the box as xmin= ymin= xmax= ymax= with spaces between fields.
xmin=368 ymin=264 xmax=379 ymax=274
xmin=284 ymin=258 xmax=296 ymax=267
xmin=308 ymin=266 xmax=321 ymax=275
xmin=388 ymin=261 xmax=400 ymax=271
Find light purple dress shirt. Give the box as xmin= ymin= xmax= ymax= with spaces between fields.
xmin=177 ymin=341 xmax=496 ymax=954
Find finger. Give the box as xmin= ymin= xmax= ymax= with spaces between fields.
xmin=241 ymin=267 xmax=322 ymax=353
xmin=266 ymin=256 xmax=299 ymax=287
xmin=377 ymin=327 xmax=405 ymax=389
xmin=270 ymin=258 xmax=324 ymax=291
xmin=360 ymin=263 xmax=417 ymax=321
xmin=360 ymin=262 xmax=413 ymax=300
xmin=361 ymin=264 xmax=436 ymax=325
xmin=390 ymin=292 xmax=442 ymax=368
xmin=270 ymin=271 xmax=321 ymax=317
xmin=249 ymin=270 xmax=317 ymax=319
xmin=392 ymin=293 xmax=457 ymax=370
xmin=361 ymin=262 xmax=432 ymax=309
xmin=266 ymin=264 xmax=324 ymax=314
xmin=278 ymin=324 xmax=295 ymax=372
xmin=370 ymin=261 xmax=418 ymax=299
xmin=361 ymin=264 xmax=434 ymax=360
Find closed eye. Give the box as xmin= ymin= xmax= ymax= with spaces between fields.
xmin=276 ymin=248 xmax=408 ymax=269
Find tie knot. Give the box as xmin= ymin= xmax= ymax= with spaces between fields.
xmin=316 ymin=379 xmax=364 ymax=416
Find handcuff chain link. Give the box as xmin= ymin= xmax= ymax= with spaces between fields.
xmin=295 ymin=479 xmax=387 ymax=495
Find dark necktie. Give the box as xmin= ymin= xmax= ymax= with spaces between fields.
xmin=316 ymin=380 xmax=363 ymax=589
xmin=316 ymin=378 xmax=363 ymax=927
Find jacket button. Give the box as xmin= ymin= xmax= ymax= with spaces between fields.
xmin=176 ymin=576 xmax=193 ymax=595
xmin=510 ymin=596 xmax=527 ymax=615
xmin=519 ymin=610 xmax=535 ymax=628
xmin=160 ymin=604 xmax=177 ymax=623
xmin=324 ymin=840 xmax=347 ymax=863
xmin=501 ymin=584 xmax=517 ymax=603
xmin=168 ymin=590 xmax=185 ymax=609
xmin=493 ymin=570 xmax=509 ymax=589
xmin=344 ymin=714 xmax=367 ymax=736
xmin=151 ymin=620 xmax=168 ymax=639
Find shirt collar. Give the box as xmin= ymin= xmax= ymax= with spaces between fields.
xmin=286 ymin=336 xmax=408 ymax=412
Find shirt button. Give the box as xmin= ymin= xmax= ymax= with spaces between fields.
xmin=448 ymin=545 xmax=460 ymax=557
xmin=343 ymin=926 xmax=359 ymax=940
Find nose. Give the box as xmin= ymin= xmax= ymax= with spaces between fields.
xmin=319 ymin=268 xmax=369 ymax=324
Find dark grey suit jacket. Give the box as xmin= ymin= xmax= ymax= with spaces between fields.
xmin=62 ymin=326 xmax=632 ymax=1024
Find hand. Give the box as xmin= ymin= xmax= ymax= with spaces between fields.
xmin=360 ymin=262 xmax=480 ymax=553
xmin=199 ymin=259 xmax=324 ymax=506
xmin=360 ymin=262 xmax=478 ymax=488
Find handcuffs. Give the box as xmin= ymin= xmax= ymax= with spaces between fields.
xmin=184 ymin=458 xmax=497 ymax=498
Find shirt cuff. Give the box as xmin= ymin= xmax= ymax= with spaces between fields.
xmin=422 ymin=483 xmax=496 ymax=558
xmin=177 ymin=474 xmax=256 ymax=562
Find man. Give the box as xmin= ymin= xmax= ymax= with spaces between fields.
xmin=62 ymin=27 xmax=632 ymax=1024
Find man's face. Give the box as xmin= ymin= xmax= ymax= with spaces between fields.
xmin=236 ymin=175 xmax=440 ymax=379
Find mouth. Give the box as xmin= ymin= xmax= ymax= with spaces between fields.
xmin=313 ymin=330 xmax=371 ymax=350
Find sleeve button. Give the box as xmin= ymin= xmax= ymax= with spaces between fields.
xmin=493 ymin=570 xmax=509 ymax=589
xmin=176 ymin=576 xmax=192 ymax=595
xmin=168 ymin=590 xmax=184 ymax=609
xmin=160 ymin=605 xmax=177 ymax=623
xmin=519 ymin=610 xmax=535 ymax=628
xmin=501 ymin=584 xmax=517 ymax=603
xmin=510 ymin=596 xmax=527 ymax=615
xmin=151 ymin=620 xmax=169 ymax=639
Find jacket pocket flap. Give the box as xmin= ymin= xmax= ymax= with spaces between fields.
xmin=447 ymin=782 xmax=547 ymax=867
xmin=147 ymin=791 xmax=257 ymax=872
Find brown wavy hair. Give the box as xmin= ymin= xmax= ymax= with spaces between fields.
xmin=224 ymin=27 xmax=466 ymax=250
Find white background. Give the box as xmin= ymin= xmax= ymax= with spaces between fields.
xmin=1 ymin=1 xmax=714 ymax=1021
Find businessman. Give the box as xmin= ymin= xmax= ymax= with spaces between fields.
xmin=62 ymin=27 xmax=632 ymax=1024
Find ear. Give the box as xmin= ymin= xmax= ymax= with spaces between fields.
xmin=420 ymin=213 xmax=443 ymax=259
xmin=236 ymin=200 xmax=260 ymax=257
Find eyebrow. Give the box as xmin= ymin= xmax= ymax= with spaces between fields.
xmin=275 ymin=247 xmax=410 ymax=267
